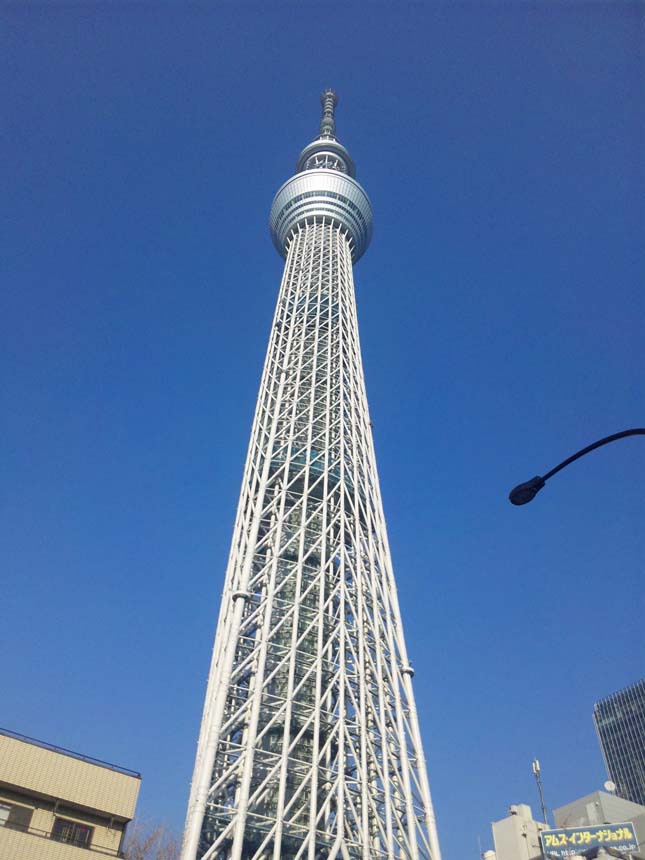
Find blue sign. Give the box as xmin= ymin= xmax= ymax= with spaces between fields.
xmin=540 ymin=822 xmax=638 ymax=858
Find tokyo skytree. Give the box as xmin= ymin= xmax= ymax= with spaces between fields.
xmin=182 ymin=91 xmax=441 ymax=860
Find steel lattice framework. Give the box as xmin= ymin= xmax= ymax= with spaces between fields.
xmin=182 ymin=91 xmax=441 ymax=860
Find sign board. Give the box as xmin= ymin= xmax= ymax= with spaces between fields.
xmin=540 ymin=822 xmax=638 ymax=858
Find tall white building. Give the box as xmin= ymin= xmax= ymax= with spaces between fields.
xmin=181 ymin=91 xmax=440 ymax=860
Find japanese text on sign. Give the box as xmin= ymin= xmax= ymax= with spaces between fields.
xmin=539 ymin=822 xmax=638 ymax=858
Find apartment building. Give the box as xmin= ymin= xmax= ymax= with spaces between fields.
xmin=0 ymin=727 xmax=140 ymax=859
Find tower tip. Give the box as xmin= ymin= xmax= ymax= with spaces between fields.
xmin=319 ymin=89 xmax=338 ymax=138
xmin=320 ymin=88 xmax=338 ymax=106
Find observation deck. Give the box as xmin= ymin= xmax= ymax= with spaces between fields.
xmin=269 ymin=90 xmax=373 ymax=262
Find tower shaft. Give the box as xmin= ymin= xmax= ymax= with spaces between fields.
xmin=182 ymin=95 xmax=440 ymax=860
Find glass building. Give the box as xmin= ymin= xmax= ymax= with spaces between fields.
xmin=594 ymin=678 xmax=645 ymax=807
xmin=181 ymin=92 xmax=441 ymax=860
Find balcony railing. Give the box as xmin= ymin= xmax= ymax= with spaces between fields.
xmin=0 ymin=821 xmax=125 ymax=857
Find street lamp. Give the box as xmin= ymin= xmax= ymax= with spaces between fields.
xmin=509 ymin=428 xmax=645 ymax=506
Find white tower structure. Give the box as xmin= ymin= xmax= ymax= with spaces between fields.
xmin=182 ymin=91 xmax=441 ymax=860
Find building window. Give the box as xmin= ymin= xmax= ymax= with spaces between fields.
xmin=52 ymin=817 xmax=94 ymax=848
xmin=0 ymin=802 xmax=33 ymax=832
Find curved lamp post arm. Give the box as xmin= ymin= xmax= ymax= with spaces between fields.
xmin=509 ymin=428 xmax=645 ymax=506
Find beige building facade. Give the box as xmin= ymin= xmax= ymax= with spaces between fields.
xmin=491 ymin=803 xmax=551 ymax=860
xmin=0 ymin=727 xmax=140 ymax=859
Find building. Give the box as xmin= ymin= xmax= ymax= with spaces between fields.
xmin=491 ymin=804 xmax=550 ymax=860
xmin=181 ymin=92 xmax=440 ymax=860
xmin=486 ymin=792 xmax=645 ymax=860
xmin=594 ymin=679 xmax=645 ymax=807
xmin=0 ymin=727 xmax=140 ymax=859
xmin=554 ymin=790 xmax=645 ymax=860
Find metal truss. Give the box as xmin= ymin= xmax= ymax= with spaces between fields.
xmin=182 ymin=94 xmax=440 ymax=860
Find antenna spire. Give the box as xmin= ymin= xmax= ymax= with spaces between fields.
xmin=294 ymin=89 xmax=356 ymax=178
xmin=319 ymin=89 xmax=338 ymax=138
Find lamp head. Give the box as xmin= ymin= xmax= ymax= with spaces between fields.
xmin=509 ymin=476 xmax=546 ymax=505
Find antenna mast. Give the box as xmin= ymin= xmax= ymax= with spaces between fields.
xmin=532 ymin=759 xmax=549 ymax=825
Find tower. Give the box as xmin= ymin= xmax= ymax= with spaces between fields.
xmin=594 ymin=678 xmax=645 ymax=806
xmin=182 ymin=91 xmax=440 ymax=860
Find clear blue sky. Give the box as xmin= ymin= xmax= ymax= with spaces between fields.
xmin=3 ymin=3 xmax=643 ymax=857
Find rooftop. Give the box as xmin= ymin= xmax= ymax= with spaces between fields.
xmin=0 ymin=727 xmax=141 ymax=780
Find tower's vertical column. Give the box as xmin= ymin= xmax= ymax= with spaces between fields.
xmin=182 ymin=92 xmax=441 ymax=860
